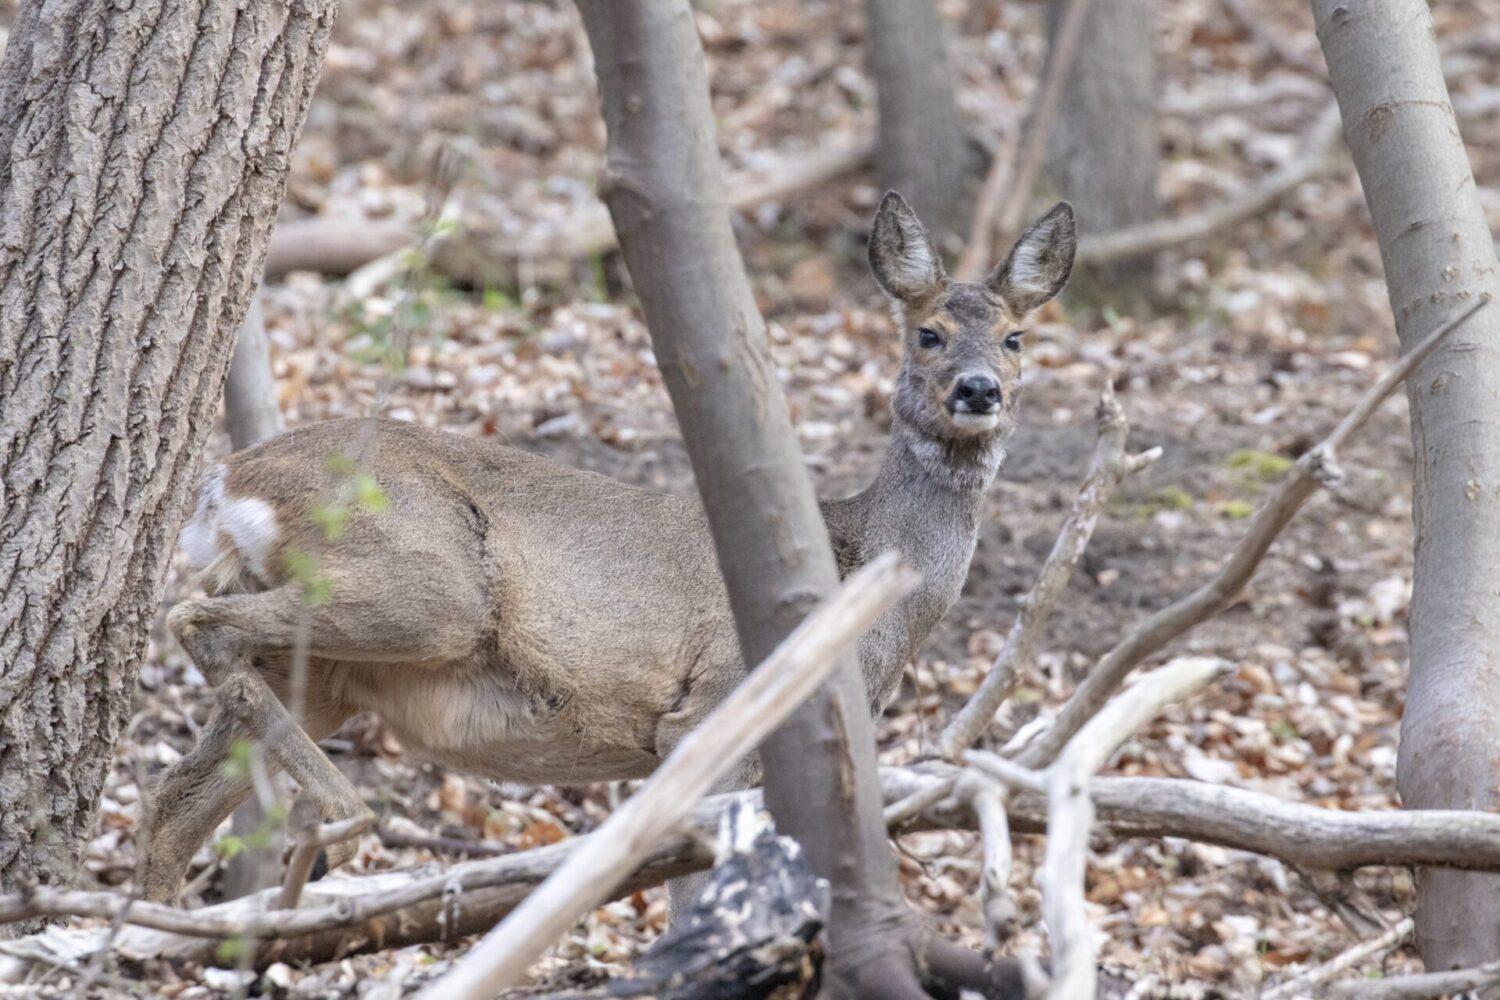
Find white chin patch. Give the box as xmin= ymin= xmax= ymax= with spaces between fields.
xmin=951 ymin=411 xmax=1001 ymax=433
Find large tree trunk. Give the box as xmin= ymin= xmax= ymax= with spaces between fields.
xmin=1313 ymin=0 xmax=1500 ymax=977
xmin=1046 ymin=0 xmax=1158 ymax=280
xmin=574 ymin=4 xmax=1013 ymax=998
xmin=0 ymin=0 xmax=335 ymax=917
xmin=865 ymin=0 xmax=966 ymax=230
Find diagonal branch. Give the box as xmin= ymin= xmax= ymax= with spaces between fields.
xmin=1014 ymin=298 xmax=1490 ymax=769
xmin=938 ymin=384 xmax=1159 ymax=757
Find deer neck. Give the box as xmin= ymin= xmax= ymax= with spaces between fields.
xmin=822 ymin=421 xmax=1005 ymax=706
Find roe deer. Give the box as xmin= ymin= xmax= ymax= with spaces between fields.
xmin=142 ymin=193 xmax=1076 ymax=902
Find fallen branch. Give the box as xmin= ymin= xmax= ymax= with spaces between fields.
xmin=13 ymin=768 xmax=1500 ymax=977
xmin=956 ymin=0 xmax=1093 ymax=281
xmin=1262 ymin=917 xmax=1413 ymax=1000
xmin=1042 ymin=658 xmax=1232 ymax=1000
xmin=1330 ymin=959 xmax=1500 ymax=999
xmin=421 ymin=553 xmax=920 ymax=999
xmin=1014 ymin=298 xmax=1490 ymax=768
xmin=264 ymin=218 xmax=416 ymax=280
xmin=938 ymin=384 xmax=1159 ymax=757
xmin=1074 ymin=103 xmax=1343 ymax=266
xmin=958 ymin=772 xmax=1018 ymax=946
xmin=278 ymin=809 xmax=373 ymax=910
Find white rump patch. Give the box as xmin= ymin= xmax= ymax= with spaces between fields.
xmin=180 ymin=464 xmax=227 ymax=569
xmin=180 ymin=463 xmax=279 ymax=580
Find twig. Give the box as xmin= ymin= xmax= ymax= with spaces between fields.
xmin=882 ymin=775 xmax=957 ymax=828
xmin=421 ymin=553 xmax=921 ymax=1000
xmin=1075 ymin=103 xmax=1344 ymax=266
xmin=377 ymin=824 xmax=512 ymax=858
xmin=1042 ymin=657 xmax=1232 ymax=1000
xmin=1297 ymin=866 xmax=1389 ymax=938
xmin=278 ymin=810 xmax=373 ymax=910
xmin=1014 ymin=298 xmax=1490 ymax=769
xmin=956 ymin=0 xmax=1093 ymax=281
xmin=938 ymin=384 xmax=1160 ymax=756
xmin=958 ymin=773 xmax=1017 ymax=946
xmin=1262 ymin=917 xmax=1414 ymax=999
xmin=1330 ymin=959 xmax=1500 ymax=999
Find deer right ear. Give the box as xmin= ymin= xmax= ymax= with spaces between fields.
xmin=868 ymin=191 xmax=946 ymax=305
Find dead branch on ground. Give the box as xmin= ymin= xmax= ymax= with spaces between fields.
xmin=1261 ymin=917 xmax=1413 ymax=1000
xmin=1330 ymin=959 xmax=1500 ymax=999
xmin=1075 ymin=103 xmax=1343 ymax=266
xmin=1013 ymin=298 xmax=1489 ymax=769
xmin=1041 ymin=657 xmax=1232 ymax=999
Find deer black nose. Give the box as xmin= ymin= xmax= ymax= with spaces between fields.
xmin=953 ymin=374 xmax=1001 ymax=412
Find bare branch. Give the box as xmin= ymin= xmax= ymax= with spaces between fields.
xmin=1042 ymin=658 xmax=1232 ymax=1000
xmin=956 ymin=0 xmax=1093 ymax=281
xmin=938 ymin=384 xmax=1159 ymax=756
xmin=958 ymin=772 xmax=1017 ymax=946
xmin=422 ymin=553 xmax=920 ymax=999
xmin=1075 ymin=103 xmax=1343 ymax=266
xmin=1014 ymin=298 xmax=1491 ymax=769
xmin=1330 ymin=959 xmax=1500 ymax=999
xmin=278 ymin=807 xmax=373 ymax=910
xmin=1262 ymin=917 xmax=1413 ymax=1000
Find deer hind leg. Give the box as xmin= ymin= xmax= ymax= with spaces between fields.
xmin=143 ymin=589 xmax=366 ymax=902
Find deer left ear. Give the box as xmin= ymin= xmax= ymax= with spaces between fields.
xmin=988 ymin=202 xmax=1076 ymax=315
xmin=869 ymin=191 xmax=947 ymax=305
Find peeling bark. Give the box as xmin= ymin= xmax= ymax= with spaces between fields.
xmin=1312 ymin=0 xmax=1500 ymax=977
xmin=0 ymin=0 xmax=335 ymax=920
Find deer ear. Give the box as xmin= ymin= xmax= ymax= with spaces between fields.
xmin=988 ymin=202 xmax=1076 ymax=315
xmin=868 ymin=191 xmax=946 ymax=305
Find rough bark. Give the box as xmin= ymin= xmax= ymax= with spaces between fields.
xmin=0 ymin=0 xmax=335 ymax=919
xmin=865 ymin=0 xmax=966 ymax=230
xmin=1312 ymin=0 xmax=1500 ymax=977
xmin=574 ymin=5 xmax=981 ymax=998
xmin=1046 ymin=0 xmax=1159 ymax=280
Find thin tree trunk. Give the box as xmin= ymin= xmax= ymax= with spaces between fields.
xmin=1312 ymin=0 xmax=1500 ymax=977
xmin=865 ymin=0 xmax=966 ymax=230
xmin=224 ymin=292 xmax=285 ymax=452
xmin=1046 ymin=0 xmax=1159 ymax=280
xmin=0 ymin=0 xmax=335 ymax=921
xmin=574 ymin=4 xmax=998 ymax=998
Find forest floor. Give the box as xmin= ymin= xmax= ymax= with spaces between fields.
xmin=9 ymin=0 xmax=1500 ymax=996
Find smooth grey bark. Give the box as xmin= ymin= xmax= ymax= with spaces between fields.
xmin=0 ymin=0 xmax=336 ymax=918
xmin=865 ymin=0 xmax=966 ymax=230
xmin=574 ymin=4 xmax=1018 ymax=997
xmin=1313 ymin=0 xmax=1500 ymax=977
xmin=224 ymin=292 xmax=286 ymax=453
xmin=1046 ymin=0 xmax=1159 ymax=277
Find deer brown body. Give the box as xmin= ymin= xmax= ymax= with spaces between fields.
xmin=143 ymin=194 xmax=1076 ymax=902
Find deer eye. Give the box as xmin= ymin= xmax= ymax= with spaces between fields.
xmin=918 ymin=328 xmax=944 ymax=350
xmin=1004 ymin=331 xmax=1024 ymax=352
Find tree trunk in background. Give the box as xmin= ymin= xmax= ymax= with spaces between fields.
xmin=224 ymin=293 xmax=286 ymax=453
xmin=865 ymin=0 xmax=966 ymax=231
xmin=0 ymin=0 xmax=335 ymax=917
xmin=576 ymin=4 xmax=1016 ymax=998
xmin=1313 ymin=0 xmax=1500 ymax=977
xmin=1046 ymin=0 xmax=1159 ymax=280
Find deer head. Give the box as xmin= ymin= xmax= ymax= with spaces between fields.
xmin=869 ymin=192 xmax=1076 ymax=447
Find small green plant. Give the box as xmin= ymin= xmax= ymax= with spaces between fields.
xmin=1226 ymin=449 xmax=1294 ymax=481
xmin=1216 ymin=499 xmax=1255 ymax=520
